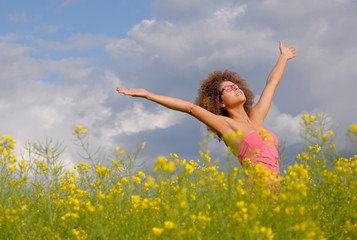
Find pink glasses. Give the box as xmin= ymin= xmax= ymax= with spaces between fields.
xmin=220 ymin=83 xmax=242 ymax=95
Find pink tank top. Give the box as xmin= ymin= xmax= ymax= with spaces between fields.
xmin=238 ymin=129 xmax=280 ymax=179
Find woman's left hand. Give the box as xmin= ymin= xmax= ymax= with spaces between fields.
xmin=279 ymin=40 xmax=297 ymax=60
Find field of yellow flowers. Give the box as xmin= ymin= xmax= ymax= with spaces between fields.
xmin=1 ymin=114 xmax=356 ymax=240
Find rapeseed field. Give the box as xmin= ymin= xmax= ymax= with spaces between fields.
xmin=0 ymin=114 xmax=356 ymax=239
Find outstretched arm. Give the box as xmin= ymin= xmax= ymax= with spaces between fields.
xmin=116 ymin=87 xmax=232 ymax=135
xmin=250 ymin=41 xmax=297 ymax=122
xmin=116 ymin=87 xmax=195 ymax=113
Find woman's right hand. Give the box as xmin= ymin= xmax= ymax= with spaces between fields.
xmin=116 ymin=87 xmax=150 ymax=98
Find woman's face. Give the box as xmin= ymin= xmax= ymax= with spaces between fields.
xmin=219 ymin=81 xmax=246 ymax=107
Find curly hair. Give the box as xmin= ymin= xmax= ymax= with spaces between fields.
xmin=195 ymin=70 xmax=254 ymax=140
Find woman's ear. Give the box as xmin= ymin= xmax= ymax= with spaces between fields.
xmin=220 ymin=102 xmax=226 ymax=108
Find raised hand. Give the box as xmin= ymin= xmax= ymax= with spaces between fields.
xmin=116 ymin=87 xmax=150 ymax=98
xmin=279 ymin=40 xmax=297 ymax=60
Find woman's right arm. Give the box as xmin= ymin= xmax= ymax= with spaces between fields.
xmin=116 ymin=87 xmax=231 ymax=135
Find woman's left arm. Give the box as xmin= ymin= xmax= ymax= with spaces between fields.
xmin=250 ymin=41 xmax=297 ymax=122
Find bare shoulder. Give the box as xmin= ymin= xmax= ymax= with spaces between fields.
xmin=189 ymin=105 xmax=234 ymax=135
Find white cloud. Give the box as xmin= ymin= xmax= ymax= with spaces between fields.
xmin=29 ymin=105 xmax=64 ymax=130
xmin=113 ymin=102 xmax=183 ymax=135
xmin=102 ymin=70 xmax=124 ymax=89
xmin=46 ymin=58 xmax=97 ymax=82
xmin=0 ymin=43 xmax=44 ymax=82
xmin=107 ymin=7 xmax=275 ymax=76
xmin=0 ymin=39 xmax=117 ymax=162
xmin=211 ymin=5 xmax=247 ymax=22
xmin=264 ymin=100 xmax=303 ymax=145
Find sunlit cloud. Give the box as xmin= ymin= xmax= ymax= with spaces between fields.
xmin=113 ymin=103 xmax=183 ymax=135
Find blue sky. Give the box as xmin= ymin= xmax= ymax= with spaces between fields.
xmin=1 ymin=0 xmax=151 ymax=61
xmin=2 ymin=1 xmax=150 ymax=36
xmin=1 ymin=0 xmax=357 ymax=170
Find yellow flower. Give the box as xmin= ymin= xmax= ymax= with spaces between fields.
xmin=121 ymin=177 xmax=129 ymax=183
xmin=180 ymin=200 xmax=187 ymax=209
xmin=273 ymin=206 xmax=280 ymax=213
xmin=8 ymin=164 xmax=16 ymax=172
xmin=5 ymin=135 xmax=13 ymax=141
xmin=131 ymin=195 xmax=141 ymax=204
xmin=86 ymin=202 xmax=95 ymax=213
xmin=164 ymin=221 xmax=175 ymax=229
xmin=199 ymin=150 xmax=204 ymax=157
xmin=351 ymin=124 xmax=357 ymax=133
xmin=68 ymin=183 xmax=76 ymax=191
xmin=180 ymin=159 xmax=186 ymax=166
xmin=157 ymin=156 xmax=167 ymax=165
xmin=164 ymin=162 xmax=176 ymax=173
xmin=152 ymin=227 xmax=164 ymax=236
xmin=145 ymin=175 xmax=155 ymax=188
xmin=98 ymin=204 xmax=103 ymax=211
xmin=132 ymin=176 xmax=141 ymax=184
xmin=299 ymin=206 xmax=305 ymax=215
xmin=302 ymin=114 xmax=309 ymax=121
xmin=98 ymin=191 xmax=106 ymax=200
xmin=72 ymin=228 xmax=80 ymax=236
xmin=137 ymin=171 xmax=146 ymax=178
xmin=8 ymin=157 xmax=16 ymax=163
xmin=185 ymin=163 xmax=194 ymax=174
xmin=258 ymin=128 xmax=266 ymax=136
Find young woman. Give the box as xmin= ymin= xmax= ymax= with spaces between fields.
xmin=117 ymin=41 xmax=297 ymax=181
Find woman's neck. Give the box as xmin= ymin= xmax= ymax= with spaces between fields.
xmin=226 ymin=105 xmax=250 ymax=123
